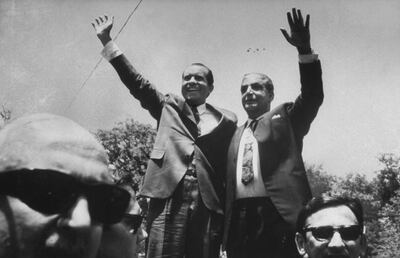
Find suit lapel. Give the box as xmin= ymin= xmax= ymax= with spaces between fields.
xmin=181 ymin=101 xmax=198 ymax=125
xmin=229 ymin=125 xmax=244 ymax=172
xmin=253 ymin=115 xmax=272 ymax=142
xmin=172 ymin=99 xmax=197 ymax=139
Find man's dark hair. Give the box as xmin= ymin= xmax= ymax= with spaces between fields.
xmin=296 ymin=195 xmax=364 ymax=234
xmin=185 ymin=63 xmax=214 ymax=86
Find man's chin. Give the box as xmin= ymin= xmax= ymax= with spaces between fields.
xmin=244 ymin=103 xmax=259 ymax=114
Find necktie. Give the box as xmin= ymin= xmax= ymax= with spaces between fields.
xmin=249 ymin=119 xmax=258 ymax=132
xmin=241 ymin=120 xmax=257 ymax=185
xmin=191 ymin=106 xmax=201 ymax=136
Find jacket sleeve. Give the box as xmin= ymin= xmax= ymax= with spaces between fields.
xmin=287 ymin=60 xmax=324 ymax=146
xmin=109 ymin=54 xmax=165 ymax=120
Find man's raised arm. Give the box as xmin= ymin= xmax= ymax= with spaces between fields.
xmin=280 ymin=8 xmax=323 ymax=140
xmin=92 ymin=15 xmax=165 ymax=120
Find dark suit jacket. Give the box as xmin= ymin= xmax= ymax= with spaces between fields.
xmin=224 ymin=61 xmax=323 ymax=245
xmin=110 ymin=55 xmax=237 ymax=214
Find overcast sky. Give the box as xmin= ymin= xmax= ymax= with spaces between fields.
xmin=1 ymin=0 xmax=399 ymax=178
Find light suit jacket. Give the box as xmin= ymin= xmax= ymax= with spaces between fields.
xmin=110 ymin=55 xmax=237 ymax=214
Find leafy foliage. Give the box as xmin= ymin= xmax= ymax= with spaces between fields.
xmin=376 ymin=153 xmax=400 ymax=205
xmin=95 ymin=118 xmax=156 ymax=191
xmin=306 ymin=163 xmax=337 ymax=196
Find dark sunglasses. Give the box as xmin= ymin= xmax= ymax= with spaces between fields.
xmin=0 ymin=168 xmax=130 ymax=224
xmin=303 ymin=225 xmax=362 ymax=242
xmin=121 ymin=214 xmax=143 ymax=234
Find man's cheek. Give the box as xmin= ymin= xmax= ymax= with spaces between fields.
xmin=7 ymin=198 xmax=56 ymax=257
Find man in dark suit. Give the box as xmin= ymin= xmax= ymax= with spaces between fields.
xmin=92 ymin=16 xmax=237 ymax=258
xmin=224 ymin=8 xmax=324 ymax=258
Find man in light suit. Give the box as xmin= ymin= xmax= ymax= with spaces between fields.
xmin=92 ymin=16 xmax=237 ymax=258
xmin=224 ymin=8 xmax=324 ymax=258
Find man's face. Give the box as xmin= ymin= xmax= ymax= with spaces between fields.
xmin=181 ymin=64 xmax=213 ymax=106
xmin=241 ymin=73 xmax=274 ymax=119
xmin=0 ymin=171 xmax=105 ymax=258
xmin=0 ymin=113 xmax=129 ymax=258
xmin=296 ymin=205 xmax=366 ymax=258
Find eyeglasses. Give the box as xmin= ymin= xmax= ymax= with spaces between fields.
xmin=303 ymin=225 xmax=362 ymax=242
xmin=0 ymin=168 xmax=130 ymax=224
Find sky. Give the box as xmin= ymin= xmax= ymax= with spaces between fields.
xmin=0 ymin=0 xmax=399 ymax=178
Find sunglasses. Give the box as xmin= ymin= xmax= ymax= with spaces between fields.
xmin=303 ymin=225 xmax=362 ymax=242
xmin=0 ymin=168 xmax=130 ymax=224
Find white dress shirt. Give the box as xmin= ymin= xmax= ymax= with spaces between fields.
xmin=236 ymin=117 xmax=268 ymax=199
xmin=196 ymin=103 xmax=219 ymax=136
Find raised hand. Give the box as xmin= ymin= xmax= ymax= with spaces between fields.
xmin=280 ymin=8 xmax=311 ymax=54
xmin=92 ymin=15 xmax=114 ymax=46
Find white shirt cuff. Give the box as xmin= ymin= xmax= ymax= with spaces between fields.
xmin=101 ymin=41 xmax=123 ymax=61
xmin=299 ymin=50 xmax=319 ymax=63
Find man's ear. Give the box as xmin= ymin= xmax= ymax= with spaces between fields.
xmin=206 ymin=84 xmax=214 ymax=98
xmin=269 ymin=91 xmax=274 ymax=102
xmin=295 ymin=232 xmax=308 ymax=257
xmin=208 ymin=84 xmax=214 ymax=93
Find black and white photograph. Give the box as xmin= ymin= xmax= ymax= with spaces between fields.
xmin=0 ymin=0 xmax=399 ymax=257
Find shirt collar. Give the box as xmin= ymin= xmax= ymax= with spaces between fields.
xmin=196 ymin=103 xmax=206 ymax=115
xmin=246 ymin=111 xmax=267 ymax=128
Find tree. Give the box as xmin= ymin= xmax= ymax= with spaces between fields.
xmin=95 ymin=119 xmax=156 ymax=192
xmin=374 ymin=189 xmax=400 ymax=257
xmin=306 ymin=163 xmax=337 ymax=196
xmin=375 ymin=153 xmax=400 ymax=205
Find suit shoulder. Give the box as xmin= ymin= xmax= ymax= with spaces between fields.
xmin=271 ymin=102 xmax=293 ymax=115
xmin=164 ymin=93 xmax=185 ymax=106
xmin=217 ymin=107 xmax=238 ymax=124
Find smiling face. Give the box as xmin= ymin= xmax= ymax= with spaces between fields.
xmin=295 ymin=205 xmax=366 ymax=258
xmin=181 ymin=64 xmax=213 ymax=106
xmin=241 ymin=73 xmax=274 ymax=119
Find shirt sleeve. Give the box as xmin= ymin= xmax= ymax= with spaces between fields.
xmin=101 ymin=41 xmax=123 ymax=61
xmin=298 ymin=51 xmax=319 ymax=63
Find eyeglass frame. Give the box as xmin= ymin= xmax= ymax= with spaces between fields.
xmin=302 ymin=224 xmax=363 ymax=242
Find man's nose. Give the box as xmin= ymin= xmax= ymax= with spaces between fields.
xmin=188 ymin=76 xmax=197 ymax=84
xmin=246 ymin=86 xmax=255 ymax=94
xmin=59 ymin=196 xmax=92 ymax=228
xmin=328 ymin=231 xmax=346 ymax=248
xmin=243 ymin=86 xmax=255 ymax=97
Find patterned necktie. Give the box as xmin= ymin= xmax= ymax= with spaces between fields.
xmin=241 ymin=120 xmax=257 ymax=185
